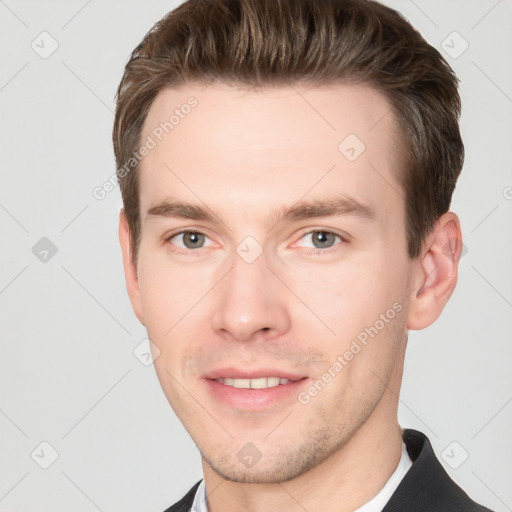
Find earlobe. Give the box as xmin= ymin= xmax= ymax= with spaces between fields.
xmin=406 ymin=212 xmax=462 ymax=330
xmin=118 ymin=210 xmax=145 ymax=326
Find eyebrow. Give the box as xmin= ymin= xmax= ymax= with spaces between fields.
xmin=145 ymin=195 xmax=375 ymax=226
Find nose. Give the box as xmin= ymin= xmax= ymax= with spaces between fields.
xmin=210 ymin=249 xmax=291 ymax=343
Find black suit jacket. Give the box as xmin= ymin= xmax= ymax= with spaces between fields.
xmin=163 ymin=429 xmax=493 ymax=511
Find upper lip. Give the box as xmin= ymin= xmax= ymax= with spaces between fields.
xmin=203 ymin=368 xmax=307 ymax=381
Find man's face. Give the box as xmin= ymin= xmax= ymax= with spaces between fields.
xmin=130 ymin=82 xmax=415 ymax=483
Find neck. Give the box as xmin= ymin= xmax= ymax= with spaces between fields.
xmin=202 ymin=360 xmax=405 ymax=512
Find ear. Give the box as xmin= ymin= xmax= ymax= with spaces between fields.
xmin=407 ymin=212 xmax=463 ymax=330
xmin=119 ymin=210 xmax=145 ymax=326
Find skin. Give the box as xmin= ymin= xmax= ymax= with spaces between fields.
xmin=119 ymin=82 xmax=463 ymax=512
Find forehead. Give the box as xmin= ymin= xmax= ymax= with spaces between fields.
xmin=138 ymin=81 xmax=403 ymax=222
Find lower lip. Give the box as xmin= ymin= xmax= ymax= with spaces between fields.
xmin=204 ymin=378 xmax=309 ymax=411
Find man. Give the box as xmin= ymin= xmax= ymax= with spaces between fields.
xmin=113 ymin=0 xmax=493 ymax=510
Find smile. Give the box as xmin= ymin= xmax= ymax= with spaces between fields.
xmin=216 ymin=377 xmax=294 ymax=389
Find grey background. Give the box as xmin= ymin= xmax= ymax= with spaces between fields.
xmin=1 ymin=0 xmax=511 ymax=511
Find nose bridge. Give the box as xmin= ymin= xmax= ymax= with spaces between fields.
xmin=211 ymin=244 xmax=290 ymax=342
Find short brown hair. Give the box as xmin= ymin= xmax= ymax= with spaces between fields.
xmin=113 ymin=0 xmax=463 ymax=263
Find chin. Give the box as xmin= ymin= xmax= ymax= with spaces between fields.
xmin=206 ymin=459 xmax=306 ymax=484
xmin=200 ymin=434 xmax=338 ymax=484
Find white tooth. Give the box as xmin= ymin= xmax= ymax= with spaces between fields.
xmin=232 ymin=378 xmax=251 ymax=389
xmin=267 ymin=377 xmax=280 ymax=387
xmin=250 ymin=377 xmax=268 ymax=389
xmin=220 ymin=377 xmax=293 ymax=389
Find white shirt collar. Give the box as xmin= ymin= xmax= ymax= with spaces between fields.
xmin=353 ymin=440 xmax=412 ymax=512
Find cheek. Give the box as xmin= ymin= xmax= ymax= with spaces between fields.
xmin=136 ymin=244 xmax=202 ymax=326
xmin=136 ymin=255 xmax=188 ymax=347
xmin=135 ymin=250 xmax=218 ymax=376
xmin=138 ymin=269 xmax=171 ymax=325
xmin=288 ymin=252 xmax=409 ymax=359
xmin=289 ymin=262 xmax=398 ymax=334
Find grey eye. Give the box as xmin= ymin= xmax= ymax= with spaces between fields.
xmin=310 ymin=231 xmax=337 ymax=249
xmin=170 ymin=231 xmax=209 ymax=249
xmin=181 ymin=232 xmax=206 ymax=249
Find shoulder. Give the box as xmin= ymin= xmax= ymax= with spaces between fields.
xmin=162 ymin=480 xmax=201 ymax=512
xmin=383 ymin=429 xmax=494 ymax=512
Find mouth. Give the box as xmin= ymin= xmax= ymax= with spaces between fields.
xmin=203 ymin=369 xmax=309 ymax=411
xmin=215 ymin=376 xmax=297 ymax=389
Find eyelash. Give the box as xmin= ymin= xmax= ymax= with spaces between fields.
xmin=164 ymin=229 xmax=347 ymax=256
